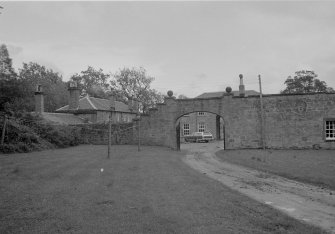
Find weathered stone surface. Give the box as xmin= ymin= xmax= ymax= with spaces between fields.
xmin=76 ymin=123 xmax=136 ymax=145
xmin=137 ymin=93 xmax=335 ymax=150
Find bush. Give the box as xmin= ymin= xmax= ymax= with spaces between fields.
xmin=20 ymin=133 xmax=39 ymax=144
xmin=0 ymin=113 xmax=86 ymax=153
xmin=0 ymin=112 xmax=127 ymax=154
xmin=0 ymin=144 xmax=18 ymax=154
xmin=16 ymin=142 xmax=31 ymax=153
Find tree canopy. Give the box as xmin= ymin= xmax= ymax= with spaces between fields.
xmin=111 ymin=67 xmax=164 ymax=113
xmin=281 ymin=70 xmax=334 ymax=94
xmin=177 ymin=94 xmax=188 ymax=99
xmin=70 ymin=66 xmax=110 ymax=98
xmin=0 ymin=44 xmax=21 ymax=112
xmin=0 ymin=43 xmax=164 ymax=114
xmin=0 ymin=44 xmax=17 ymax=80
xmin=18 ymin=62 xmax=68 ymax=112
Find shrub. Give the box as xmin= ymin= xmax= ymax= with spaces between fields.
xmin=0 ymin=144 xmax=17 ymax=154
xmin=20 ymin=132 xmax=39 ymax=144
xmin=16 ymin=142 xmax=31 ymax=153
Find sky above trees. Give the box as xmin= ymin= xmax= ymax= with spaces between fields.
xmin=1 ymin=1 xmax=335 ymax=97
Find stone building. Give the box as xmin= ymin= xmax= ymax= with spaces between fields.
xmin=178 ymin=112 xmax=223 ymax=141
xmin=34 ymin=83 xmax=137 ymax=124
xmin=178 ymin=90 xmax=258 ymax=141
xmin=137 ymin=75 xmax=335 ymax=150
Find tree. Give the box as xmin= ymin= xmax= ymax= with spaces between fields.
xmin=281 ymin=70 xmax=334 ymax=94
xmin=70 ymin=66 xmax=110 ymax=98
xmin=178 ymin=94 xmax=188 ymax=99
xmin=0 ymin=44 xmax=17 ymax=80
xmin=111 ymin=67 xmax=164 ymax=113
xmin=0 ymin=44 xmax=21 ymax=112
xmin=18 ymin=62 xmax=68 ymax=112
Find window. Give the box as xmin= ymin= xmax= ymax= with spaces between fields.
xmin=325 ymin=120 xmax=335 ymax=140
xmin=183 ymin=123 xmax=190 ymax=136
xmin=198 ymin=122 xmax=205 ymax=132
xmin=198 ymin=112 xmax=205 ymax=116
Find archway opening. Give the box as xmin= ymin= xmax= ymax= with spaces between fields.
xmin=175 ymin=111 xmax=225 ymax=151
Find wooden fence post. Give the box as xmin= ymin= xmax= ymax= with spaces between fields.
xmin=1 ymin=115 xmax=8 ymax=146
xmin=108 ymin=113 xmax=111 ymax=159
xmin=258 ymin=75 xmax=266 ymax=150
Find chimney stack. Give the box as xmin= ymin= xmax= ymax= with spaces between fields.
xmin=133 ymin=100 xmax=139 ymax=113
xmin=128 ymin=98 xmax=133 ymax=112
xmin=68 ymin=81 xmax=80 ymax=110
xmin=239 ymin=74 xmax=245 ymax=97
xmin=34 ymin=84 xmax=44 ymax=114
xmin=109 ymin=92 xmax=116 ymax=111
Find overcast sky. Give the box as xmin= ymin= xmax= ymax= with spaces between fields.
xmin=1 ymin=1 xmax=335 ymax=97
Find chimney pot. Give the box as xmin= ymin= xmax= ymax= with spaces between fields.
xmin=109 ymin=94 xmax=116 ymax=111
xmin=68 ymin=81 xmax=80 ymax=110
xmin=128 ymin=98 xmax=133 ymax=112
xmin=34 ymin=84 xmax=44 ymax=114
xmin=133 ymin=100 xmax=139 ymax=113
xmin=239 ymin=74 xmax=245 ymax=97
xmin=36 ymin=84 xmax=43 ymax=93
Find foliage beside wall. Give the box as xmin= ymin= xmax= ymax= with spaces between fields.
xmin=0 ymin=112 xmax=136 ymax=154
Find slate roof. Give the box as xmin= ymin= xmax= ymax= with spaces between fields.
xmin=55 ymin=96 xmax=131 ymax=113
xmin=41 ymin=113 xmax=87 ymax=125
xmin=195 ymin=90 xmax=259 ymax=98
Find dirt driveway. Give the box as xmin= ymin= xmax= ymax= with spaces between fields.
xmin=182 ymin=142 xmax=335 ymax=233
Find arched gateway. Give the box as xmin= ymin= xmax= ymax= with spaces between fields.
xmin=137 ymin=81 xmax=335 ymax=150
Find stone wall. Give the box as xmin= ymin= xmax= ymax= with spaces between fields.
xmin=74 ymin=122 xmax=136 ymax=145
xmin=262 ymin=94 xmax=335 ymax=149
xmin=77 ymin=111 xmax=136 ymax=124
xmin=137 ymin=93 xmax=335 ymax=150
xmin=96 ymin=111 xmax=136 ymax=123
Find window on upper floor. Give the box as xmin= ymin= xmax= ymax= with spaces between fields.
xmin=198 ymin=112 xmax=205 ymax=116
xmin=325 ymin=119 xmax=335 ymax=141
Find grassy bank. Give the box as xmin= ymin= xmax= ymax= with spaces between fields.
xmin=216 ymin=149 xmax=335 ymax=190
xmin=0 ymin=113 xmax=82 ymax=153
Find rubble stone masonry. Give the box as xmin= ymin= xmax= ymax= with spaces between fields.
xmin=137 ymin=93 xmax=335 ymax=150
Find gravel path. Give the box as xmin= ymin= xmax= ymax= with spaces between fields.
xmin=182 ymin=142 xmax=335 ymax=233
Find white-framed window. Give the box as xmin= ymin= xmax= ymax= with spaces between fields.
xmin=325 ymin=120 xmax=335 ymax=140
xmin=198 ymin=122 xmax=205 ymax=132
xmin=183 ymin=123 xmax=190 ymax=136
xmin=198 ymin=112 xmax=205 ymax=116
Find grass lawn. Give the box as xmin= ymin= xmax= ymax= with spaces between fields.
xmin=216 ymin=149 xmax=335 ymax=190
xmin=0 ymin=145 xmax=326 ymax=233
